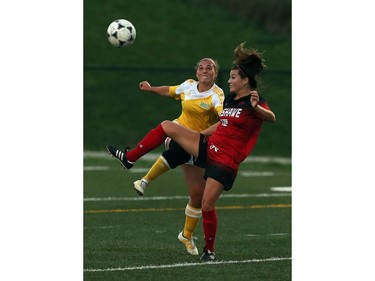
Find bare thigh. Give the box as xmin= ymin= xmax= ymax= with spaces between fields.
xmin=161 ymin=121 xmax=200 ymax=157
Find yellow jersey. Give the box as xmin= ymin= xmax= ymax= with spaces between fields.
xmin=169 ymin=79 xmax=224 ymax=132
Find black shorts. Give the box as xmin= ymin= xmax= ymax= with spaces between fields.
xmin=193 ymin=134 xmax=208 ymax=168
xmin=194 ymin=134 xmax=237 ymax=191
xmin=162 ymin=140 xmax=192 ymax=168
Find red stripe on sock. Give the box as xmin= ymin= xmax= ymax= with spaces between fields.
xmin=202 ymin=209 xmax=217 ymax=252
xmin=126 ymin=124 xmax=167 ymax=162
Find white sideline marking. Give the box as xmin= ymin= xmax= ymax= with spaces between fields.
xmin=243 ymin=156 xmax=291 ymax=164
xmin=84 ymin=226 xmax=118 ymax=229
xmin=271 ymin=187 xmax=292 ymax=192
xmin=84 ymin=256 xmax=291 ymax=272
xmin=240 ymin=171 xmax=274 ymax=177
xmin=246 ymin=233 xmax=289 ymax=237
xmin=129 ymin=168 xmax=150 ymax=173
xmin=83 ymin=166 xmax=149 ymax=173
xmin=84 ymin=151 xmax=160 ymax=160
xmin=84 ymin=193 xmax=291 ymax=202
xmin=84 ymin=166 xmax=281 ymax=176
xmin=84 ymin=151 xmax=291 ymax=164
xmin=84 ymin=166 xmax=110 ymax=171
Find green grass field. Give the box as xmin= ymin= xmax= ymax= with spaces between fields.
xmin=84 ymin=4 xmax=291 ymax=278
xmin=84 ymin=152 xmax=291 ymax=280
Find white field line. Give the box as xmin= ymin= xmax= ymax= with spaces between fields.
xmin=246 ymin=233 xmax=289 ymax=237
xmin=84 ymin=225 xmax=119 ymax=229
xmin=271 ymin=187 xmax=292 ymax=192
xmin=84 ymin=151 xmax=291 ymax=165
xmin=84 ymin=256 xmax=291 ymax=272
xmin=84 ymin=166 xmax=281 ymax=177
xmin=240 ymin=171 xmax=274 ymax=177
xmin=84 ymin=166 xmax=110 ymax=171
xmin=84 ymin=193 xmax=291 ymax=202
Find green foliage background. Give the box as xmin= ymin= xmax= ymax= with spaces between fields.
xmin=84 ymin=0 xmax=291 ymax=157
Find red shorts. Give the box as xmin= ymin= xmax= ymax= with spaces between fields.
xmin=194 ymin=134 xmax=238 ymax=191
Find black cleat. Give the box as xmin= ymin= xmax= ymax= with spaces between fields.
xmin=106 ymin=145 xmax=134 ymax=169
xmin=200 ymin=248 xmax=215 ymax=262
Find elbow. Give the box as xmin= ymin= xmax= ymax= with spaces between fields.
xmin=268 ymin=114 xmax=276 ymax=123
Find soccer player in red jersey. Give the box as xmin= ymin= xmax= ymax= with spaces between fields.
xmin=107 ymin=42 xmax=276 ymax=261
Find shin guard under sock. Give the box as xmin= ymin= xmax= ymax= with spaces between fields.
xmin=183 ymin=203 xmax=202 ymax=239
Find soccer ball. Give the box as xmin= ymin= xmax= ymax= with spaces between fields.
xmin=107 ymin=19 xmax=136 ymax=48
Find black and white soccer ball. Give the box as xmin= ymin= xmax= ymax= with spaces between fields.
xmin=107 ymin=19 xmax=136 ymax=48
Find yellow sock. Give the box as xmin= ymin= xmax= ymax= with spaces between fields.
xmin=143 ymin=156 xmax=170 ymax=184
xmin=183 ymin=203 xmax=202 ymax=239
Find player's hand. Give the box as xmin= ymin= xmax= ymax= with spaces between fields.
xmin=139 ymin=81 xmax=151 ymax=91
xmin=250 ymin=91 xmax=259 ymax=109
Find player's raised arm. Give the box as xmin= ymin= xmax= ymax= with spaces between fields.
xmin=139 ymin=81 xmax=170 ymax=97
xmin=250 ymin=91 xmax=276 ymax=122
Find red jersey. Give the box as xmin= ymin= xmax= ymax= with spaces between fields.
xmin=207 ymin=94 xmax=270 ymax=170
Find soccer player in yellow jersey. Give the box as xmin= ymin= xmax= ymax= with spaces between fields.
xmin=134 ymin=58 xmax=224 ymax=256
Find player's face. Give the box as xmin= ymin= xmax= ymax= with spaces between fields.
xmin=196 ymin=59 xmax=216 ymax=84
xmin=228 ymin=69 xmax=247 ymax=94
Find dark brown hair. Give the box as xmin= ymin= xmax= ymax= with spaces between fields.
xmin=232 ymin=42 xmax=266 ymax=89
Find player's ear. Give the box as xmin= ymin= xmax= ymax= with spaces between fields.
xmin=243 ymin=76 xmax=249 ymax=86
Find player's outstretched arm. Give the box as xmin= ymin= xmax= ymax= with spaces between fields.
xmin=139 ymin=81 xmax=170 ymax=97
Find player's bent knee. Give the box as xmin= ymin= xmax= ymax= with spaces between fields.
xmin=161 ymin=120 xmax=178 ymax=135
